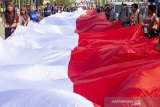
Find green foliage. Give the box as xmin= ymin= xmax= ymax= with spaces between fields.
xmin=50 ymin=0 xmax=55 ymax=4
xmin=12 ymin=0 xmax=30 ymax=6
xmin=61 ymin=0 xmax=72 ymax=6
xmin=23 ymin=0 xmax=30 ymax=5
xmin=7 ymin=0 xmax=73 ymax=7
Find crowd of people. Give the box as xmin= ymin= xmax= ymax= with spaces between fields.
xmin=94 ymin=3 xmax=160 ymax=39
xmin=79 ymin=0 xmax=160 ymax=39
xmin=0 ymin=2 xmax=78 ymax=39
xmin=0 ymin=1 xmax=160 ymax=40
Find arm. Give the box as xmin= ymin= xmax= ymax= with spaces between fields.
xmin=15 ymin=15 xmax=20 ymax=26
xmin=144 ymin=17 xmax=159 ymax=31
xmin=138 ymin=14 xmax=143 ymax=24
xmin=152 ymin=17 xmax=159 ymax=30
xmin=24 ymin=17 xmax=30 ymax=26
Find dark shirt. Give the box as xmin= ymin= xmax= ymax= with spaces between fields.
xmin=44 ymin=7 xmax=52 ymax=17
xmin=157 ymin=6 xmax=160 ymax=17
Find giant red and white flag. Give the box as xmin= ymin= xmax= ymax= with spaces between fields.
xmin=0 ymin=8 xmax=160 ymax=107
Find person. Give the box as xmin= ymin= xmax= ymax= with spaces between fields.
xmin=139 ymin=5 xmax=147 ymax=21
xmin=129 ymin=3 xmax=142 ymax=26
xmin=143 ymin=5 xmax=159 ymax=38
xmin=2 ymin=2 xmax=19 ymax=39
xmin=51 ymin=5 xmax=56 ymax=14
xmin=28 ymin=4 xmax=39 ymax=22
xmin=20 ymin=7 xmax=30 ymax=26
xmin=118 ymin=4 xmax=129 ymax=27
xmin=104 ymin=4 xmax=110 ymax=20
xmin=57 ymin=7 xmax=62 ymax=13
xmin=28 ymin=4 xmax=33 ymax=13
xmin=93 ymin=0 xmax=97 ymax=10
xmin=16 ymin=8 xmax=20 ymax=18
xmin=44 ymin=3 xmax=52 ymax=17
xmin=108 ymin=4 xmax=116 ymax=22
xmin=88 ymin=5 xmax=93 ymax=11
xmin=35 ymin=6 xmax=42 ymax=22
xmin=96 ymin=6 xmax=101 ymax=13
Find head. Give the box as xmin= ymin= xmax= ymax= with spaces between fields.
xmin=6 ymin=2 xmax=15 ymax=12
xmin=89 ymin=5 xmax=93 ymax=9
xmin=122 ymin=4 xmax=127 ymax=11
xmin=5 ymin=2 xmax=17 ymax=25
xmin=105 ymin=5 xmax=110 ymax=13
xmin=47 ymin=3 xmax=50 ymax=8
xmin=148 ymin=5 xmax=156 ymax=15
xmin=140 ymin=6 xmax=145 ymax=14
xmin=109 ymin=4 xmax=113 ymax=11
xmin=131 ymin=3 xmax=138 ymax=13
xmin=29 ymin=4 xmax=34 ymax=11
xmin=36 ymin=6 xmax=40 ymax=11
xmin=20 ymin=7 xmax=27 ymax=15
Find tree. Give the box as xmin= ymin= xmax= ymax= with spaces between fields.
xmin=61 ymin=0 xmax=71 ymax=6
xmin=50 ymin=0 xmax=55 ymax=4
xmin=12 ymin=0 xmax=30 ymax=7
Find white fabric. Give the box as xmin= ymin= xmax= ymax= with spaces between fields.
xmin=0 ymin=8 xmax=94 ymax=107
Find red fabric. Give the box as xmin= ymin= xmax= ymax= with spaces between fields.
xmin=68 ymin=10 xmax=160 ymax=107
xmin=75 ymin=11 xmax=122 ymax=33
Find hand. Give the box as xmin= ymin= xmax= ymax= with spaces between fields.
xmin=121 ymin=19 xmax=126 ymax=24
xmin=10 ymin=24 xmax=17 ymax=28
